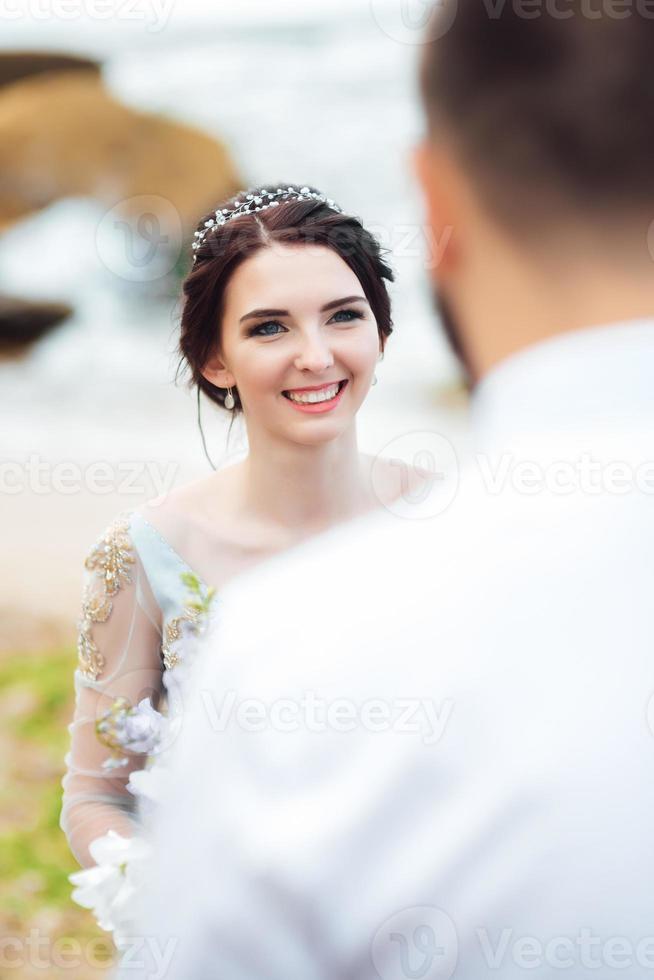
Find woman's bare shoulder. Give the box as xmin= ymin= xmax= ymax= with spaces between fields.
xmin=142 ymin=463 xmax=243 ymax=521
xmin=134 ymin=464 xmax=260 ymax=588
xmin=132 ymin=466 xmax=248 ymax=562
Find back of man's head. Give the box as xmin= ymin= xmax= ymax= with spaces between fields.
xmin=420 ymin=1 xmax=653 ymax=236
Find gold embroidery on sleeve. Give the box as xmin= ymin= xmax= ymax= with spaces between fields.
xmin=161 ymin=571 xmax=216 ymax=670
xmin=77 ymin=512 xmax=136 ymax=681
xmin=161 ymin=617 xmax=184 ymax=670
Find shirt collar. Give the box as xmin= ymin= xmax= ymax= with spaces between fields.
xmin=468 ymin=318 xmax=654 ymax=454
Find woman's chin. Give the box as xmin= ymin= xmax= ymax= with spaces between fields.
xmin=289 ymin=425 xmax=347 ymax=447
xmin=280 ymin=416 xmax=352 ymax=446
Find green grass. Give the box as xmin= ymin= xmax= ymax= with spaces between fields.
xmin=0 ymin=647 xmax=115 ymax=976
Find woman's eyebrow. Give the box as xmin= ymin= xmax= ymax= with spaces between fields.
xmin=239 ymin=295 xmax=368 ymax=324
xmin=320 ymin=294 xmax=368 ymax=312
xmin=240 ymin=308 xmax=287 ymax=323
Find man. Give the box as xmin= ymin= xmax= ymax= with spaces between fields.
xmin=121 ymin=4 xmax=654 ymax=978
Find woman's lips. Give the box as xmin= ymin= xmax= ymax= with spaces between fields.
xmin=282 ymin=379 xmax=348 ymax=413
xmin=282 ymin=379 xmax=346 ymax=395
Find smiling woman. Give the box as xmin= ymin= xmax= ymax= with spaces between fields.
xmin=177 ymin=183 xmax=394 ymax=420
xmin=194 ymin=243 xmax=381 ymax=445
xmin=165 ymin=183 xmax=401 ymax=519
xmin=60 ymin=183 xmax=409 ymax=949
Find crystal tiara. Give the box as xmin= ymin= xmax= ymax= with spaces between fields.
xmin=191 ymin=184 xmax=343 ymax=261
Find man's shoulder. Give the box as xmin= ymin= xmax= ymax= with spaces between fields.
xmin=215 ymin=470 xmax=494 ymax=640
xmin=213 ymin=453 xmax=644 ymax=645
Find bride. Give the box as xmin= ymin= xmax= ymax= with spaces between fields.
xmin=59 ymin=182 xmax=417 ymax=946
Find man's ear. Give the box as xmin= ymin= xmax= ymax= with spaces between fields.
xmin=200 ymin=348 xmax=235 ymax=390
xmin=411 ymin=138 xmax=460 ymax=281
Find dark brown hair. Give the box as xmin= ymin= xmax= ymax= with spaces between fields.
xmin=420 ymin=2 xmax=654 ymax=232
xmin=175 ymin=184 xmax=394 ymax=423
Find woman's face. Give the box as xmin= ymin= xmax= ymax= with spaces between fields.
xmin=212 ymin=243 xmax=382 ymax=446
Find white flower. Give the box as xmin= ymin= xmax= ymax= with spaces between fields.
xmin=122 ymin=697 xmax=167 ymax=753
xmin=88 ymin=828 xmax=138 ymax=866
xmin=69 ymin=860 xmax=124 ymax=930
xmin=127 ymin=762 xmax=170 ymax=805
xmin=98 ymin=697 xmax=167 ymax=772
xmin=68 ymin=829 xmax=153 ymax=947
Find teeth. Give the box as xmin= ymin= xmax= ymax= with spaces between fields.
xmin=287 ymin=383 xmax=341 ymax=404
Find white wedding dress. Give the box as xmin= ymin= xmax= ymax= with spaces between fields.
xmin=59 ymin=507 xmax=221 ymax=948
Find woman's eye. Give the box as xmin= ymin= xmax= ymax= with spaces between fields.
xmin=250 ymin=321 xmax=286 ymax=337
xmin=248 ymin=309 xmax=363 ymax=336
xmin=330 ymin=308 xmax=363 ymax=324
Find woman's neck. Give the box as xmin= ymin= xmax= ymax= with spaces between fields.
xmin=236 ymin=426 xmax=371 ymax=535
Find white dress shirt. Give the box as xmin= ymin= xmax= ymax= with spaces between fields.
xmin=121 ymin=318 xmax=654 ymax=980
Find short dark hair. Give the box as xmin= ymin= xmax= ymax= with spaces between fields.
xmin=420 ymin=1 xmax=654 ymax=232
xmin=176 ymin=184 xmax=394 ymax=413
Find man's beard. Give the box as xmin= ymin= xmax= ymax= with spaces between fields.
xmin=431 ymin=286 xmax=475 ymax=393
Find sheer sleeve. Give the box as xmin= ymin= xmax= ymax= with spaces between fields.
xmin=60 ymin=511 xmax=164 ymax=869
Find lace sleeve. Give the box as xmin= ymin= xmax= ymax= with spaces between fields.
xmin=60 ymin=512 xmax=164 ymax=869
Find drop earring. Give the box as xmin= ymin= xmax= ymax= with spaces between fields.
xmin=224 ymin=387 xmax=235 ymax=410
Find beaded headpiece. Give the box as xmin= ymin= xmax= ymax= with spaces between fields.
xmin=191 ymin=184 xmax=343 ymax=261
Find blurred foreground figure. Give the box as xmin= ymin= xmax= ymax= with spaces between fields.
xmin=121 ymin=3 xmax=654 ymax=978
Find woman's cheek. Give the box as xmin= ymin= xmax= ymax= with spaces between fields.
xmin=241 ymin=345 xmax=280 ymax=376
xmin=339 ymin=335 xmax=379 ymax=376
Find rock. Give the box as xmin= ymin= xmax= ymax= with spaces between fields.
xmin=0 ymin=294 xmax=73 ymax=348
xmin=0 ymin=51 xmax=101 ymax=91
xmin=0 ymin=70 xmax=242 ymax=235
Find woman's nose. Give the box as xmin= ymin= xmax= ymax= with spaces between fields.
xmin=293 ymin=334 xmax=335 ymax=373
